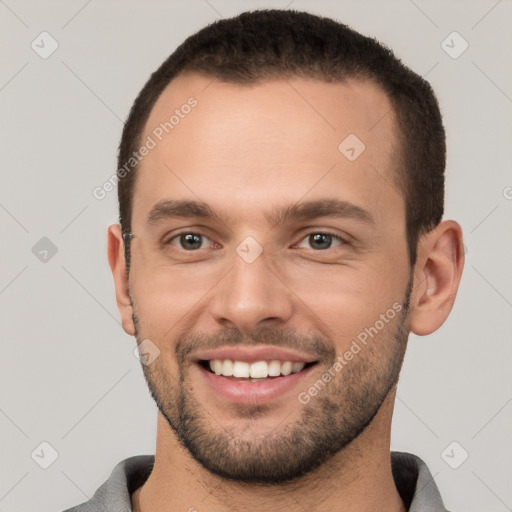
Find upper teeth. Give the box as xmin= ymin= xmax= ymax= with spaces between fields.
xmin=208 ymin=359 xmax=305 ymax=378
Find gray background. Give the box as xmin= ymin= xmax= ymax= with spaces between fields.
xmin=1 ymin=1 xmax=511 ymax=511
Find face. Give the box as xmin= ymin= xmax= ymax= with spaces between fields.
xmin=126 ymin=74 xmax=412 ymax=483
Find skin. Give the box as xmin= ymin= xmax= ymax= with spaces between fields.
xmin=107 ymin=73 xmax=464 ymax=512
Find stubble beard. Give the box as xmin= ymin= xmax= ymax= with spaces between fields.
xmin=131 ymin=279 xmax=412 ymax=484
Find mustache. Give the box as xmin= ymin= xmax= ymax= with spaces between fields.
xmin=131 ymin=301 xmax=332 ymax=361
xmin=175 ymin=325 xmax=335 ymax=364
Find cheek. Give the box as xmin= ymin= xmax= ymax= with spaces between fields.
xmin=282 ymin=262 xmax=407 ymax=342
xmin=129 ymin=246 xmax=409 ymax=349
xmin=130 ymin=264 xmax=216 ymax=335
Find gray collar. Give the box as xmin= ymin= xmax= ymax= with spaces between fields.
xmin=63 ymin=451 xmax=449 ymax=511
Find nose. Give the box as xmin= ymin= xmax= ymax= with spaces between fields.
xmin=209 ymin=246 xmax=294 ymax=333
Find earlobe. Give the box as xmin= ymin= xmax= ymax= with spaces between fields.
xmin=409 ymin=220 xmax=465 ymax=336
xmin=107 ymin=224 xmax=135 ymax=336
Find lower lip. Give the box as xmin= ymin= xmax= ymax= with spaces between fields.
xmin=196 ymin=363 xmax=317 ymax=405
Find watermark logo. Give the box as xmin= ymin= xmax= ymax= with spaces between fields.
xmin=133 ymin=339 xmax=161 ymax=366
xmin=92 ymin=97 xmax=198 ymax=200
xmin=441 ymin=31 xmax=469 ymax=59
xmin=31 ymin=441 xmax=59 ymax=469
xmin=441 ymin=441 xmax=469 ymax=469
xmin=298 ymin=302 xmax=403 ymax=405
xmin=236 ymin=236 xmax=263 ymax=264
xmin=31 ymin=31 xmax=59 ymax=59
xmin=338 ymin=134 xmax=366 ymax=162
xmin=32 ymin=237 xmax=58 ymax=263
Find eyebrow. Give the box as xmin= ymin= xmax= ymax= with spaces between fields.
xmin=146 ymin=198 xmax=375 ymax=227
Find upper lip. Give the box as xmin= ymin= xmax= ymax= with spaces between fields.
xmin=193 ymin=346 xmax=318 ymax=364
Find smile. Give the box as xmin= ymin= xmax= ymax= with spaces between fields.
xmin=201 ymin=358 xmax=316 ymax=380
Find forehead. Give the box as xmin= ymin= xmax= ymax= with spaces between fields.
xmin=143 ymin=72 xmax=397 ymax=152
xmin=132 ymin=72 xmax=402 ymax=230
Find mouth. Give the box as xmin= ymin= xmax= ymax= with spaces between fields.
xmin=194 ymin=355 xmax=319 ymax=405
xmin=198 ymin=358 xmax=318 ymax=381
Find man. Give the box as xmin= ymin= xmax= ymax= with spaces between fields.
xmin=65 ymin=9 xmax=464 ymax=512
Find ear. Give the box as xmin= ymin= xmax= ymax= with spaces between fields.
xmin=107 ymin=224 xmax=135 ymax=336
xmin=409 ymin=220 xmax=465 ymax=336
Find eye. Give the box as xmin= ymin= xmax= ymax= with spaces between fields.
xmin=295 ymin=232 xmax=345 ymax=251
xmin=163 ymin=230 xmax=347 ymax=253
xmin=165 ymin=232 xmax=214 ymax=251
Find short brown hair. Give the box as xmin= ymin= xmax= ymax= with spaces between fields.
xmin=117 ymin=9 xmax=445 ymax=269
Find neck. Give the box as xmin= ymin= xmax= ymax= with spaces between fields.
xmin=134 ymin=393 xmax=405 ymax=512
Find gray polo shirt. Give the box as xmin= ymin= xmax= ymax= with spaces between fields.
xmin=62 ymin=451 xmax=449 ymax=511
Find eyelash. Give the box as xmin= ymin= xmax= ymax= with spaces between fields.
xmin=163 ymin=230 xmax=348 ymax=252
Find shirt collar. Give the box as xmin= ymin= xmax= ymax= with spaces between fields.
xmin=65 ymin=451 xmax=448 ymax=512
